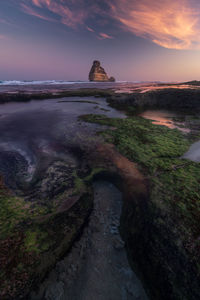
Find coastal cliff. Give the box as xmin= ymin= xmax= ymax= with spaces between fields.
xmin=89 ymin=60 xmax=115 ymax=82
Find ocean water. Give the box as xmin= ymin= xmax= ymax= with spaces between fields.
xmin=0 ymin=80 xmax=165 ymax=94
xmin=0 ymin=80 xmax=91 ymax=85
xmin=0 ymin=80 xmax=149 ymax=86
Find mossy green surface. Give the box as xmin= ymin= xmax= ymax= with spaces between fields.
xmin=0 ymin=194 xmax=27 ymax=238
xmin=81 ymin=114 xmax=200 ymax=244
xmin=0 ymin=191 xmax=49 ymax=239
xmin=24 ymin=229 xmax=50 ymax=253
xmin=0 ymin=167 xmax=93 ymax=299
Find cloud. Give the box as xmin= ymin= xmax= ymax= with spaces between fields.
xmin=110 ymin=0 xmax=200 ymax=49
xmin=86 ymin=26 xmax=95 ymax=33
xmin=22 ymin=1 xmax=109 ymax=38
xmin=28 ymin=0 xmax=89 ymax=28
xmin=31 ymin=0 xmax=41 ymax=7
xmin=20 ymin=0 xmax=200 ymax=49
xmin=99 ymin=32 xmax=114 ymax=39
xmin=21 ymin=3 xmax=55 ymax=22
xmin=0 ymin=18 xmax=12 ymax=25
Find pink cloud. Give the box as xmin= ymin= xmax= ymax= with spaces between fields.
xmin=21 ymin=3 xmax=55 ymax=22
xmin=22 ymin=1 xmax=110 ymax=36
xmin=29 ymin=0 xmax=88 ymax=28
xmin=99 ymin=32 xmax=114 ymax=39
xmin=110 ymin=0 xmax=200 ymax=49
xmin=21 ymin=0 xmax=200 ymax=50
xmin=86 ymin=26 xmax=95 ymax=33
xmin=31 ymin=0 xmax=41 ymax=7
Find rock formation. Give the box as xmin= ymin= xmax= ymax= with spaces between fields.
xmin=89 ymin=60 xmax=115 ymax=82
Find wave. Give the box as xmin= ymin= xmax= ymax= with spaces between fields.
xmin=0 ymin=80 xmax=162 ymax=86
xmin=0 ymin=80 xmax=92 ymax=86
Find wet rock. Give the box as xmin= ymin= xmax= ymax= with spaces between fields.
xmin=113 ymin=237 xmax=125 ymax=250
xmin=126 ymin=281 xmax=142 ymax=299
xmin=110 ymin=224 xmax=119 ymax=234
xmin=45 ymin=282 xmax=64 ymax=300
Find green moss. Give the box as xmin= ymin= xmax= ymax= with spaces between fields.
xmin=84 ymin=167 xmax=106 ymax=182
xmin=0 ymin=193 xmax=29 ymax=238
xmin=71 ymin=171 xmax=85 ymax=195
xmin=0 ymin=187 xmax=49 ymax=239
xmin=24 ymin=229 xmax=50 ymax=253
xmin=81 ymin=114 xmax=200 ymax=239
xmin=24 ymin=230 xmax=38 ymax=252
xmin=0 ymin=155 xmax=94 ymax=298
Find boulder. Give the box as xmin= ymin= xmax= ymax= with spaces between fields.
xmin=89 ymin=60 xmax=115 ymax=82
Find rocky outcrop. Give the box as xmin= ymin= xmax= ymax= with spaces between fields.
xmin=107 ymin=88 xmax=200 ymax=111
xmin=80 ymin=113 xmax=200 ymax=300
xmin=89 ymin=60 xmax=115 ymax=82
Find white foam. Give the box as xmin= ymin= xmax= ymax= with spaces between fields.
xmin=0 ymin=80 xmax=90 ymax=86
xmin=0 ymin=80 xmax=155 ymax=86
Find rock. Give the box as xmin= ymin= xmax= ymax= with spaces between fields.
xmin=126 ymin=282 xmax=141 ymax=299
xmin=113 ymin=237 xmax=125 ymax=250
xmin=109 ymin=76 xmax=116 ymax=82
xmin=45 ymin=282 xmax=64 ymax=300
xmin=89 ymin=60 xmax=115 ymax=82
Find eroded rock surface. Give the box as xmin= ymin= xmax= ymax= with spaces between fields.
xmin=89 ymin=60 xmax=115 ymax=82
xmin=30 ymin=181 xmax=148 ymax=300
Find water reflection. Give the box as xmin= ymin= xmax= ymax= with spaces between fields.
xmin=140 ymin=110 xmax=190 ymax=133
xmin=0 ymin=96 xmax=125 ymax=188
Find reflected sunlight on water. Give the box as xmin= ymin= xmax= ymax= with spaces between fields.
xmin=140 ymin=110 xmax=190 ymax=133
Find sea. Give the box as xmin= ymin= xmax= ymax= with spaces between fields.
xmin=0 ymin=80 xmax=146 ymax=86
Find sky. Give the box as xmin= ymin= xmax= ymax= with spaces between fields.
xmin=1 ymin=0 xmax=200 ymax=81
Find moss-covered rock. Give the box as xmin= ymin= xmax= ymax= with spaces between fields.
xmin=81 ymin=113 xmax=200 ymax=300
xmin=107 ymin=88 xmax=200 ymax=113
xmin=0 ymin=165 xmax=93 ymax=299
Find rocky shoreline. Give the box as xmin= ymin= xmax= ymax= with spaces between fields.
xmin=107 ymin=88 xmax=200 ymax=112
xmin=81 ymin=110 xmax=200 ymax=300
xmin=0 ymin=84 xmax=200 ymax=299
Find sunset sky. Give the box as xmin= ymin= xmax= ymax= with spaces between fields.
xmin=1 ymin=0 xmax=200 ymax=81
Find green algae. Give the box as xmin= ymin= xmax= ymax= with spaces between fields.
xmin=0 ymin=190 xmax=50 ymax=240
xmin=84 ymin=167 xmax=106 ymax=182
xmin=72 ymin=171 xmax=86 ymax=195
xmin=0 ymin=162 xmax=94 ymax=299
xmin=24 ymin=229 xmax=50 ymax=253
xmin=80 ymin=114 xmax=200 ymax=240
xmin=81 ymin=113 xmax=200 ymax=300
xmin=0 ymin=194 xmax=27 ymax=238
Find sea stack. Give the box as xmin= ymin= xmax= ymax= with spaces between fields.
xmin=89 ymin=60 xmax=115 ymax=82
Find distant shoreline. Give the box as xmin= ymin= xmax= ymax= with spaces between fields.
xmin=0 ymin=82 xmax=200 ymax=109
xmin=0 ymin=80 xmax=199 ymax=94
